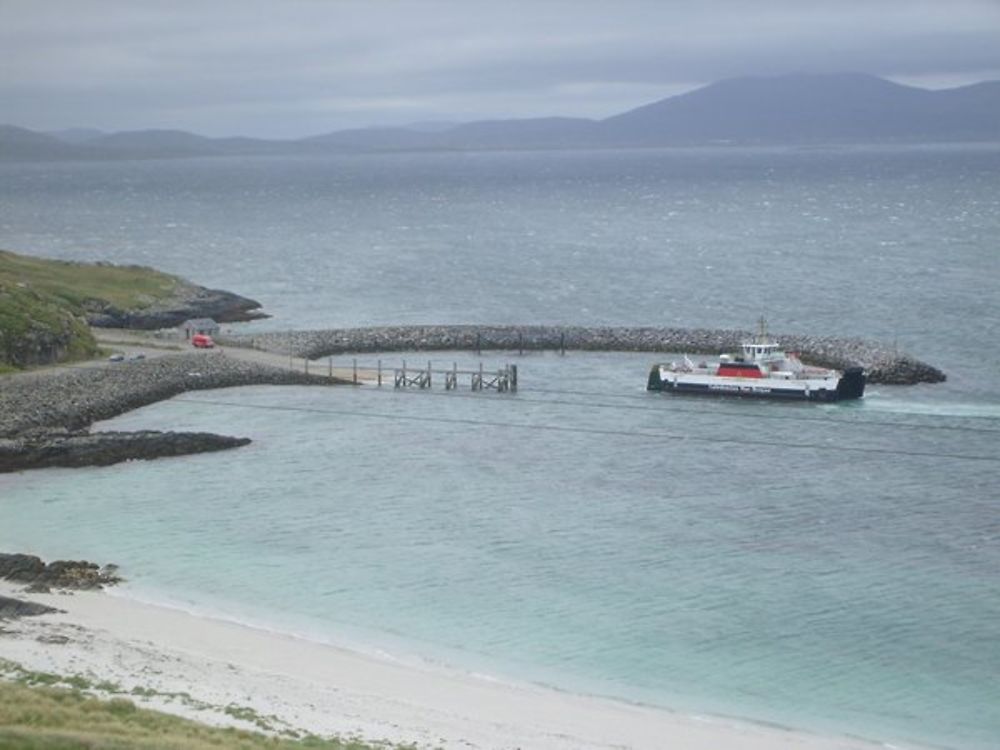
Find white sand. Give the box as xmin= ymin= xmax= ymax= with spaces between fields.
xmin=0 ymin=580 xmax=905 ymax=749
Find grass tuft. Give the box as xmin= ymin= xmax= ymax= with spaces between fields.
xmin=0 ymin=666 xmax=425 ymax=750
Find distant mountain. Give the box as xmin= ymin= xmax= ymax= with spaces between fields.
xmin=443 ymin=117 xmax=599 ymax=149
xmin=88 ymin=129 xmax=291 ymax=157
xmin=3 ymin=73 xmax=999 ymax=161
xmin=0 ymin=125 xmax=95 ymax=160
xmin=47 ymin=127 xmax=105 ymax=144
xmin=301 ymin=126 xmax=438 ymax=152
xmin=597 ymin=73 xmax=1000 ymax=144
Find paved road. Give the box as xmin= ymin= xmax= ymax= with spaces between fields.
xmin=2 ymin=330 xmax=378 ymax=386
xmin=93 ymin=330 xmax=379 ymax=383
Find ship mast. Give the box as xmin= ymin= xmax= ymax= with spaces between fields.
xmin=757 ymin=315 xmax=768 ymax=343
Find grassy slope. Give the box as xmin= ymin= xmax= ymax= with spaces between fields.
xmin=0 ymin=249 xmax=182 ymax=311
xmin=0 ymin=681 xmax=411 ymax=750
xmin=0 ymin=249 xmax=186 ymax=369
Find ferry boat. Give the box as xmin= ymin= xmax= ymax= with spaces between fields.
xmin=647 ymin=321 xmax=865 ymax=401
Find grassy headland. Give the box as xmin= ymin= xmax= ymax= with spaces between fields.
xmin=0 ymin=249 xmax=183 ymax=312
xmin=0 ymin=249 xmax=189 ymax=370
xmin=1 ymin=247 xmax=267 ymax=372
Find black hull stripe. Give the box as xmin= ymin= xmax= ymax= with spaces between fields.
xmin=650 ymin=381 xmax=845 ymax=402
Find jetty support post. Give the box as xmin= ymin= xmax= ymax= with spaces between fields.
xmin=427 ymin=360 xmax=432 ymax=389
xmin=378 ymin=359 xmax=382 ymax=387
xmin=519 ymin=332 xmax=523 ymax=356
xmin=328 ymin=357 xmax=332 ymax=378
xmin=353 ymin=358 xmax=358 ymax=384
xmin=473 ymin=362 xmax=483 ymax=391
xmin=510 ymin=364 xmax=518 ymax=392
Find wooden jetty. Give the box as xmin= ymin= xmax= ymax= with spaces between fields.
xmin=301 ymin=356 xmax=518 ymax=393
xmin=394 ymin=360 xmax=517 ymax=392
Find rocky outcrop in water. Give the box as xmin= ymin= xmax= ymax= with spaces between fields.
xmin=0 ymin=430 xmax=252 ymax=472
xmin=85 ymin=283 xmax=268 ymax=329
xmin=222 ymin=325 xmax=946 ymax=385
xmin=0 ymin=553 xmax=122 ymax=591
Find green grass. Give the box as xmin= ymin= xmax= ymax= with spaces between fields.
xmin=0 ymin=672 xmax=421 ymax=750
xmin=0 ymin=282 xmax=99 ymax=367
xmin=0 ymin=248 xmax=188 ymax=369
xmin=0 ymin=249 xmax=183 ymax=312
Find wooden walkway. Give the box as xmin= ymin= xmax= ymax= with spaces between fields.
xmin=301 ymin=357 xmax=518 ymax=393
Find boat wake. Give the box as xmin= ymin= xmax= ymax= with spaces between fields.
xmin=858 ymin=397 xmax=1000 ymax=421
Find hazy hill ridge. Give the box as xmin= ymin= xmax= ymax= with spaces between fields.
xmin=4 ymin=73 xmax=999 ymax=160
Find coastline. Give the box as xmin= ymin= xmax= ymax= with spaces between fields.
xmin=0 ymin=579 xmax=908 ymax=750
xmin=0 ymin=347 xmax=351 ymax=471
xmin=0 ymin=335 xmax=956 ymax=748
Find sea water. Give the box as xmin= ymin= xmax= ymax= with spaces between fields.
xmin=1 ymin=146 xmax=999 ymax=749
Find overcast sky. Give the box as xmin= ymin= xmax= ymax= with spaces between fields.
xmin=2 ymin=0 xmax=1000 ymax=138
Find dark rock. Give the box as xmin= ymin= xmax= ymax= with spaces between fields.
xmin=0 ymin=430 xmax=252 ymax=472
xmin=0 ymin=553 xmax=123 ymax=589
xmin=0 ymin=553 xmax=46 ymax=582
xmin=36 ymin=633 xmax=70 ymax=644
xmin=86 ymin=286 xmax=268 ymax=329
xmin=0 ymin=594 xmax=62 ymax=618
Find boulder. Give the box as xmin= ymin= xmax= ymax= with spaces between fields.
xmin=0 ymin=553 xmax=122 ymax=589
xmin=0 ymin=594 xmax=62 ymax=619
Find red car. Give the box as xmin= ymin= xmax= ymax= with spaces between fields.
xmin=191 ymin=333 xmax=215 ymax=348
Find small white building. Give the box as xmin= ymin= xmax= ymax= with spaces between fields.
xmin=179 ymin=318 xmax=219 ymax=340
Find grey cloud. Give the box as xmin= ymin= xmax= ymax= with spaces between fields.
xmin=2 ymin=0 xmax=999 ymax=137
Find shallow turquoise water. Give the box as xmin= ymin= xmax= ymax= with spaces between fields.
xmin=2 ymin=352 xmax=998 ymax=749
xmin=2 ymin=146 xmax=999 ymax=748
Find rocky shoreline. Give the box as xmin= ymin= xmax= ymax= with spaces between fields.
xmin=0 ymin=553 xmax=122 ymax=620
xmin=223 ymin=324 xmax=946 ymax=385
xmin=0 ymin=553 xmax=122 ymax=592
xmin=0 ymin=352 xmax=343 ymax=471
xmin=85 ymin=281 xmax=268 ymax=329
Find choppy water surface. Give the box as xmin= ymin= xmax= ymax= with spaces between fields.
xmin=1 ymin=146 xmax=999 ymax=749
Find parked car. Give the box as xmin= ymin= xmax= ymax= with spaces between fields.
xmin=191 ymin=333 xmax=215 ymax=349
xmin=108 ymin=353 xmax=125 ymax=362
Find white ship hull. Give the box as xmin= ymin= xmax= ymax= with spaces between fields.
xmin=647 ymin=365 xmax=865 ymax=401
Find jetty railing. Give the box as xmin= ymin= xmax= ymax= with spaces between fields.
xmin=298 ymin=356 xmax=517 ymax=393
xmin=394 ymin=360 xmax=517 ymax=392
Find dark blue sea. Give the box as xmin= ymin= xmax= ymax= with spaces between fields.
xmin=1 ymin=145 xmax=998 ymax=749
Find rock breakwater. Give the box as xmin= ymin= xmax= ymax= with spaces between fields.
xmin=0 ymin=353 xmax=332 ymax=438
xmin=223 ymin=325 xmax=945 ymax=385
xmin=0 ymin=352 xmax=343 ymax=471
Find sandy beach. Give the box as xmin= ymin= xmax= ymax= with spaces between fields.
xmin=0 ymin=580 xmax=910 ymax=750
